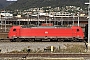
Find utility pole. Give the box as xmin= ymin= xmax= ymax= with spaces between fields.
xmin=0 ymin=15 xmax=2 ymax=29
xmin=27 ymin=12 xmax=29 ymax=25
xmin=77 ymin=12 xmax=80 ymax=26
xmin=5 ymin=10 xmax=6 ymax=32
xmin=73 ymin=14 xmax=75 ymax=26
xmin=37 ymin=8 xmax=39 ymax=26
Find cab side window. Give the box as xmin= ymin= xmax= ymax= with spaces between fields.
xmin=13 ymin=28 xmax=16 ymax=31
xmin=77 ymin=29 xmax=79 ymax=32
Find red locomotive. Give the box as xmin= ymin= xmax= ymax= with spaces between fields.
xmin=8 ymin=25 xmax=84 ymax=42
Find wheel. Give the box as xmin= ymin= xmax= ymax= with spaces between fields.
xmin=28 ymin=39 xmax=34 ymax=42
xmin=72 ymin=38 xmax=77 ymax=42
xmin=15 ymin=38 xmax=21 ymax=42
xmin=10 ymin=39 xmax=14 ymax=42
xmin=58 ymin=39 xmax=64 ymax=42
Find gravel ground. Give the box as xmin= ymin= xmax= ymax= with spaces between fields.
xmin=0 ymin=42 xmax=85 ymax=53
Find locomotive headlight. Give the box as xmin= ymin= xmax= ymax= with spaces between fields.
xmin=77 ymin=35 xmax=81 ymax=38
xmin=77 ymin=35 xmax=80 ymax=37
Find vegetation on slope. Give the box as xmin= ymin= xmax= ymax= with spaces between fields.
xmin=5 ymin=0 xmax=88 ymax=10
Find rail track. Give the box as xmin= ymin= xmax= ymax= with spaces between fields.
xmin=0 ymin=32 xmax=8 ymax=40
xmin=0 ymin=42 xmax=85 ymax=53
xmin=0 ymin=53 xmax=90 ymax=58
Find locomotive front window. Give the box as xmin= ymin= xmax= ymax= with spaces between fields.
xmin=13 ymin=28 xmax=16 ymax=31
xmin=77 ymin=29 xmax=79 ymax=32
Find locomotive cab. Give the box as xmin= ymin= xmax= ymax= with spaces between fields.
xmin=8 ymin=26 xmax=20 ymax=41
xmin=71 ymin=26 xmax=84 ymax=40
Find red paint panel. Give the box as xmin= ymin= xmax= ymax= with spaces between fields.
xmin=19 ymin=28 xmax=73 ymax=37
xmin=8 ymin=26 xmax=84 ymax=39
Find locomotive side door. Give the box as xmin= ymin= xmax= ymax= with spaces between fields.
xmin=72 ymin=29 xmax=77 ymax=38
xmin=12 ymin=28 xmax=20 ymax=38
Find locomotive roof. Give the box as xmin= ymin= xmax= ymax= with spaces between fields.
xmin=22 ymin=25 xmax=56 ymax=28
xmin=21 ymin=25 xmax=72 ymax=28
xmin=21 ymin=24 xmax=79 ymax=28
xmin=29 ymin=26 xmax=57 ymax=28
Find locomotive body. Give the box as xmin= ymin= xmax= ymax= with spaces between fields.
xmin=8 ymin=26 xmax=84 ymax=42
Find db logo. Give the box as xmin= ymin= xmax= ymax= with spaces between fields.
xmin=45 ymin=31 xmax=48 ymax=34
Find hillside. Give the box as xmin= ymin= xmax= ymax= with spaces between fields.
xmin=0 ymin=0 xmax=11 ymax=9
xmin=5 ymin=0 xmax=89 ymax=10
